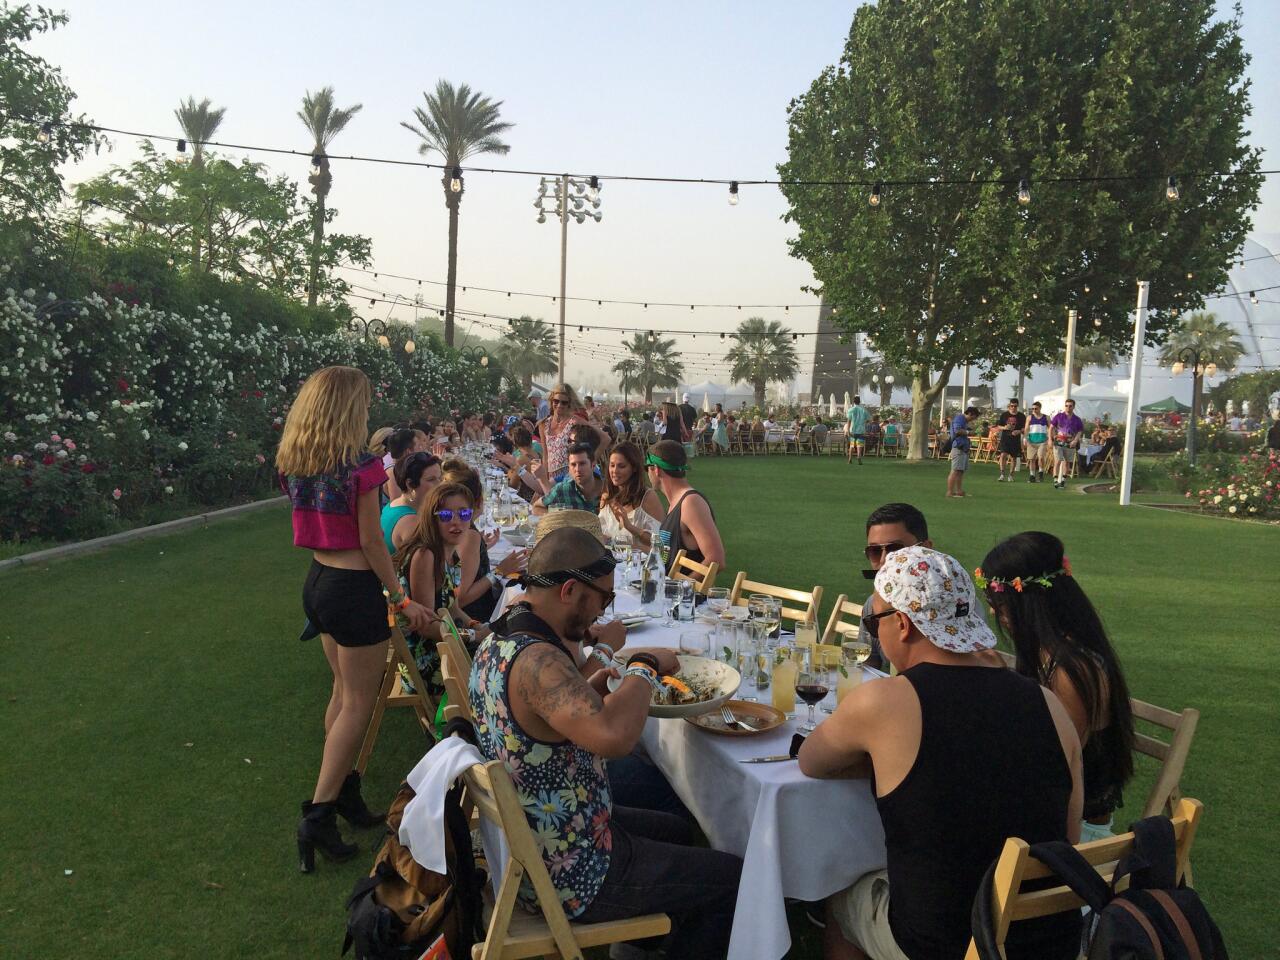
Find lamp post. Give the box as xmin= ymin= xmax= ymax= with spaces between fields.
xmin=460 ymin=345 xmax=490 ymax=368
xmin=348 ymin=316 xmax=416 ymax=353
xmin=1170 ymin=346 xmax=1217 ymax=467
xmin=535 ymin=174 xmax=603 ymax=384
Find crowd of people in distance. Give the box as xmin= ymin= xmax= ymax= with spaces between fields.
xmin=275 ymin=365 xmax=1142 ymax=960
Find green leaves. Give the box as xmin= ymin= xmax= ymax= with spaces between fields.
xmin=726 ymin=317 xmax=800 ymax=407
xmin=612 ymin=333 xmax=684 ymax=402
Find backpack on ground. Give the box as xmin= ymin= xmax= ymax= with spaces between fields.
xmin=343 ymin=720 xmax=486 ymax=960
xmin=971 ymin=814 xmax=1226 ymax=960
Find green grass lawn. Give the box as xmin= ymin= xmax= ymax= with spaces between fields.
xmin=2 ymin=453 xmax=1276 ymax=959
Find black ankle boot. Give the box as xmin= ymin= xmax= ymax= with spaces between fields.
xmin=297 ymin=801 xmax=358 ymax=873
xmin=335 ymin=770 xmax=386 ymax=828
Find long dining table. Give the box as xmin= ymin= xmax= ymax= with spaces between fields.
xmin=491 ymin=563 xmax=888 ymax=960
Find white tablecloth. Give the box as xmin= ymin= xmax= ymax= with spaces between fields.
xmin=613 ymin=592 xmax=887 ymax=960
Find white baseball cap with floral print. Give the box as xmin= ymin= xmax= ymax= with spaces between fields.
xmin=872 ymin=545 xmax=997 ymax=654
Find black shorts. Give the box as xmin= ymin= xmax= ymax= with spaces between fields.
xmin=998 ymin=437 xmax=1021 ymax=456
xmin=301 ymin=561 xmax=392 ymax=648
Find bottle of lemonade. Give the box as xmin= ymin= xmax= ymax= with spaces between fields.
xmin=772 ymin=645 xmax=797 ymax=714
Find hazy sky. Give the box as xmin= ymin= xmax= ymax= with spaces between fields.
xmin=30 ymin=0 xmax=1280 ymax=391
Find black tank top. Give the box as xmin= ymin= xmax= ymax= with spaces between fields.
xmin=657 ymin=489 xmax=713 ymax=566
xmin=877 ymin=663 xmax=1080 ymax=960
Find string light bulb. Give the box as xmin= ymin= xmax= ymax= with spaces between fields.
xmin=310 ymin=154 xmax=323 ymax=177
xmin=1166 ymin=176 xmax=1179 ymax=201
xmin=376 ymin=334 xmax=390 ymax=348
xmin=37 ymin=122 xmax=53 ymax=144
xmin=1016 ymin=324 xmax=1026 ymax=334
xmin=1017 ymin=178 xmax=1031 ymax=206
xmin=588 ymin=175 xmax=600 ymax=202
xmin=869 ymin=181 xmax=883 ymax=207
xmin=404 ymin=340 xmax=416 ymax=354
xmin=449 ymin=166 xmax=463 ymax=193
xmin=1094 ymin=316 xmax=1102 ymax=328
xmin=1250 ymin=291 xmax=1258 ymax=304
xmin=728 ymin=181 xmax=739 ymax=206
xmin=176 ymin=138 xmax=189 ymax=163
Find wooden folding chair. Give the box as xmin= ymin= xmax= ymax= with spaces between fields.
xmin=1090 ymin=449 xmax=1118 ymax=478
xmin=464 ymin=759 xmax=671 ymax=960
xmin=821 ymin=593 xmax=864 ymax=644
xmin=436 ymin=641 xmax=473 ymax=724
xmin=356 ymin=623 xmax=438 ymax=774
xmin=729 ymin=425 xmax=746 ymax=456
xmin=729 ymin=572 xmax=823 ymax=628
xmin=667 ymin=549 xmax=720 ymax=594
xmin=963 ymin=797 xmax=1203 ymax=960
xmin=1131 ymin=698 xmax=1199 ymax=820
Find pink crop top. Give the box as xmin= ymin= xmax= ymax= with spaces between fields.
xmin=280 ymin=453 xmax=387 ymax=550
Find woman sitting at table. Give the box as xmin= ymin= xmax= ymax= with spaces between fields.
xmin=599 ymin=440 xmax=666 ymax=549
xmin=979 ymin=531 xmax=1134 ymax=841
xmin=394 ymin=482 xmax=493 ymax=691
xmin=380 ymin=452 xmax=442 ymax=553
xmin=646 ymin=440 xmax=725 ymax=569
xmin=441 ymin=460 xmax=527 ymax=624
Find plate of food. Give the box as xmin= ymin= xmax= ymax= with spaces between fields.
xmin=685 ymin=699 xmax=786 ymax=736
xmin=607 ymin=655 xmax=740 ymax=718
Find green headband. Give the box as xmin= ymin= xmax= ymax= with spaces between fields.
xmin=645 ymin=453 xmax=687 ymax=474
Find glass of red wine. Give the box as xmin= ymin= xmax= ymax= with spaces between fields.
xmin=794 ymin=647 xmax=829 ymax=733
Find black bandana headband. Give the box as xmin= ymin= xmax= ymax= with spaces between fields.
xmin=521 ymin=552 xmax=617 ymax=590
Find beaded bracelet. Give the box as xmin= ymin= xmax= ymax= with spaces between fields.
xmin=590 ymin=648 xmax=614 ymax=668
xmin=623 ymin=663 xmax=662 ymax=694
xmin=592 ymin=641 xmax=615 ymax=661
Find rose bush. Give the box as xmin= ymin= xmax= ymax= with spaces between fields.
xmin=0 ymin=280 xmax=499 ymax=543
xmin=1183 ymin=450 xmax=1280 ymax=520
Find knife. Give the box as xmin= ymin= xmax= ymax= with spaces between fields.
xmin=739 ymin=755 xmax=796 ymax=763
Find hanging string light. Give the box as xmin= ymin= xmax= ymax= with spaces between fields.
xmin=728 ymin=181 xmax=739 ymax=206
xmin=1166 ymin=176 xmax=1180 ymax=201
xmin=449 ymin=166 xmax=463 ymax=193
xmin=176 ymin=138 xmax=189 ymax=163
xmin=588 ymin=175 xmax=600 ymax=203
xmin=36 ymin=122 xmax=53 ymax=144
xmin=869 ymin=181 xmax=883 ymax=207
xmin=310 ymin=154 xmax=324 ymax=177
xmin=1017 ymin=178 xmax=1031 ymax=206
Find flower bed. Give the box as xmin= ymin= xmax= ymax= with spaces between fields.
xmin=1184 ymin=450 xmax=1280 ymax=520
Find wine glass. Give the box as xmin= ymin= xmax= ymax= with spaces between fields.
xmin=794 ymin=647 xmax=829 ymax=733
xmin=706 ymin=587 xmax=730 ymax=617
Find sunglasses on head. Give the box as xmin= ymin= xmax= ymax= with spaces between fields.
xmin=435 ymin=508 xmax=474 ymax=523
xmin=861 ymin=607 xmax=898 ymax=639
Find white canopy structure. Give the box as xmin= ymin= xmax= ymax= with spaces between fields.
xmin=684 ymin=380 xmax=730 ymax=406
xmin=1032 ymin=381 xmax=1131 ymax=422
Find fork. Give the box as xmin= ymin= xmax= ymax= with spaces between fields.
xmin=721 ymin=705 xmax=757 ymax=732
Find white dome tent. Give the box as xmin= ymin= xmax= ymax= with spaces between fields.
xmin=1032 ymin=381 xmax=1130 ymax=422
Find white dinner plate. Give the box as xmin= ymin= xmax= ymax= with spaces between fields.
xmin=607 ymin=655 xmax=741 ymax=718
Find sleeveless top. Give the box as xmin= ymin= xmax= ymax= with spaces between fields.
xmin=395 ymin=546 xmax=461 ymax=694
xmin=1045 ymin=653 xmax=1127 ymax=820
xmin=462 ymin=534 xmax=498 ymax=623
xmin=598 ymin=501 xmax=661 ymax=543
xmin=877 ymin=663 xmax=1080 ymax=960
xmin=380 ymin=503 xmax=417 ymax=554
xmin=543 ymin=418 xmax=576 ymax=480
xmin=469 ymin=608 xmax=613 ymax=918
xmin=657 ymin=489 xmax=714 ymax=567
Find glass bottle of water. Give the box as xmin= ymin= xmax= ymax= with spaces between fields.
xmin=641 ymin=542 xmax=664 ymax=619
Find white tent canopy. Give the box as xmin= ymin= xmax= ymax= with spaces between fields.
xmin=1032 ymin=381 xmax=1130 ymax=422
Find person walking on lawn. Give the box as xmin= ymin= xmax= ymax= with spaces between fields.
xmin=995 ymin=399 xmax=1026 ymax=482
xmin=846 ymin=396 xmax=871 ymax=465
xmin=946 ymin=407 xmax=978 ymax=498
xmin=1050 ymin=399 xmax=1085 ymax=490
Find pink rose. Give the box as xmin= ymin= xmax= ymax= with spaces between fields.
xmin=112 ymin=488 xmax=123 ymax=500
xmin=65 ymin=440 xmax=76 ymax=451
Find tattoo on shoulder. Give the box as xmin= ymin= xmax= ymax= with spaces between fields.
xmin=517 ymin=643 xmax=603 ymax=720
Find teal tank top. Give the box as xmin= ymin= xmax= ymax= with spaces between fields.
xmin=380 ymin=503 xmax=417 ymax=554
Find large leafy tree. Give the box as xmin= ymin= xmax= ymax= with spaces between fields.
xmin=298 ymin=87 xmax=362 ymax=307
xmin=401 ymin=81 xmax=514 ymax=347
xmin=173 ymin=97 xmax=226 ymax=270
xmin=780 ymin=0 xmax=1262 ymax=458
xmin=74 ymin=143 xmax=371 ymax=302
xmin=612 ymin=333 xmax=684 ymax=403
xmin=726 ymin=317 xmax=799 ymax=407
xmin=0 ymin=6 xmax=103 ymax=265
xmin=494 ymin=316 xmax=559 ymax=392
xmin=1158 ymin=312 xmax=1246 ymax=426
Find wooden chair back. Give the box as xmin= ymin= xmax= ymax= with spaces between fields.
xmin=668 ymin=549 xmax=720 ymax=594
xmin=962 ymin=797 xmax=1203 ymax=960
xmin=729 ymin=572 xmax=823 ymax=627
xmin=821 ymin=594 xmax=864 ymax=644
xmin=437 ymin=608 xmax=475 ymax=674
xmin=436 ymin=642 xmax=473 ymax=724
xmin=463 ymin=760 xmax=671 ymax=960
xmin=1131 ymin=698 xmax=1199 ymax=819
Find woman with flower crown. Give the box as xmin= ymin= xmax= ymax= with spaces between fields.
xmin=976 ymin=531 xmax=1134 ymax=841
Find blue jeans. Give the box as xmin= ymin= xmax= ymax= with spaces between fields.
xmin=609 ymin=746 xmax=689 ymax=818
xmin=578 ymin=805 xmax=743 ymax=960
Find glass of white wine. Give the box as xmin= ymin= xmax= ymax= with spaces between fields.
xmin=836 ymin=641 xmax=872 ymax=703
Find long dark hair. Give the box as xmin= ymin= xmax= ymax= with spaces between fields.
xmin=981 ymin=532 xmax=1133 ymax=787
xmin=394 ymin=482 xmax=474 ymax=594
xmin=601 ymin=440 xmax=648 ymax=509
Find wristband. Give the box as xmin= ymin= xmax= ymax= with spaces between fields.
xmin=626 ymin=652 xmax=660 ymax=672
xmin=387 ymin=588 xmax=406 ymax=605
xmin=623 ymin=663 xmax=662 ymax=694
xmin=393 ymin=596 xmax=412 ymax=612
xmin=590 ymin=648 xmax=614 ymax=668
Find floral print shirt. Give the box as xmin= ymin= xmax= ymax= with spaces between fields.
xmin=468 ymin=608 xmax=612 ymax=918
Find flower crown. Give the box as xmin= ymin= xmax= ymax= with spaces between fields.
xmin=973 ymin=556 xmax=1072 ymax=593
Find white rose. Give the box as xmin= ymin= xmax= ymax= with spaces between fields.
xmin=177 ymin=441 xmax=189 ymax=451
xmin=1212 ymin=495 xmax=1222 ymax=504
xmin=141 ymin=429 xmax=150 ymax=440
xmin=164 ymin=485 xmax=174 ymax=494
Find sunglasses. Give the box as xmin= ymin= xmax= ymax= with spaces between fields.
xmin=551 ymin=398 xmax=572 ymax=407
xmin=863 ymin=540 xmax=908 ymax=564
xmin=861 ymin=607 xmax=898 ymax=639
xmin=434 ymin=508 xmax=474 ymax=523
xmin=572 ymin=578 xmax=616 ymax=608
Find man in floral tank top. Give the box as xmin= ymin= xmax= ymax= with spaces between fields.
xmin=469 ymin=528 xmax=741 ymax=959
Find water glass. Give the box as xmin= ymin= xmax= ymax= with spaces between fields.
xmin=679 ymin=630 xmax=708 ymax=657
xmin=662 ymin=580 xmax=681 ymax=625
xmin=678 ymin=579 xmax=696 ymax=621
xmin=707 ymin=587 xmax=730 ymax=616
xmin=713 ymin=623 xmax=737 ymax=665
xmin=794 ymin=618 xmax=818 ymax=648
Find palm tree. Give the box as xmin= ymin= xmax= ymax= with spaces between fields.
xmin=862 ymin=356 xmax=906 ymax=407
xmin=612 ymin=333 xmax=684 ymax=403
xmin=1056 ymin=338 xmax=1121 ymax=385
xmin=494 ymin=316 xmax=558 ymax=392
xmin=174 ymin=96 xmax=226 ymax=270
xmin=298 ymin=87 xmax=362 ymax=308
xmin=401 ymin=81 xmax=514 ymax=346
xmin=726 ymin=317 xmax=799 ymax=407
xmin=1159 ymin=312 xmax=1247 ymax=425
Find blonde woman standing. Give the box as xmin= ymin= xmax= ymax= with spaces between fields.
xmin=277 ymin=366 xmax=433 ymax=873
xmin=539 ymin=383 xmax=609 ymax=482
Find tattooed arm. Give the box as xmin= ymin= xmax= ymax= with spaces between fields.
xmin=510 ymin=642 xmax=651 ymax=758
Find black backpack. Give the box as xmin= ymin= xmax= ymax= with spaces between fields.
xmin=343 ymin=720 xmax=486 ymax=960
xmin=971 ymin=815 xmax=1226 ymax=960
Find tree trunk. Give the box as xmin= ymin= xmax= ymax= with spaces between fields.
xmin=907 ymin=365 xmax=951 ymax=460
xmin=754 ymin=382 xmax=766 ymax=407
xmin=644 ymin=384 xmax=654 ymax=403
xmin=879 ymin=384 xmax=892 ymax=408
xmin=443 ymin=172 xmax=460 ymax=348
xmin=308 ymin=190 xmax=326 ymax=308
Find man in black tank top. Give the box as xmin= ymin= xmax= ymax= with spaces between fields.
xmin=799 ymin=546 xmax=1083 ymax=960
